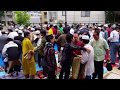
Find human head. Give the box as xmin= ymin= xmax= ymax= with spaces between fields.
xmin=50 ymin=24 xmax=53 ymax=28
xmin=46 ymin=34 xmax=54 ymax=44
xmin=115 ymin=26 xmax=119 ymax=32
xmin=108 ymin=24 xmax=111 ymax=28
xmin=18 ymin=30 xmax=23 ymax=36
xmin=93 ymin=28 xmax=100 ymax=40
xmin=59 ymin=23 xmax=62 ymax=28
xmin=8 ymin=29 xmax=13 ymax=33
xmin=54 ymin=25 xmax=57 ymax=29
xmin=24 ymin=31 xmax=30 ymax=39
xmin=89 ymin=27 xmax=92 ymax=31
xmin=81 ymin=35 xmax=90 ymax=45
xmin=66 ymin=34 xmax=73 ymax=43
xmin=63 ymin=27 xmax=68 ymax=34
xmin=73 ymin=33 xmax=79 ymax=42
xmin=40 ymin=30 xmax=46 ymax=37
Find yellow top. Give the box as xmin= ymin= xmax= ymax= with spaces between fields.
xmin=48 ymin=28 xmax=53 ymax=35
xmin=22 ymin=38 xmax=36 ymax=75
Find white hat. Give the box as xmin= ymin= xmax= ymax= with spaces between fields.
xmin=82 ymin=35 xmax=89 ymax=40
xmin=98 ymin=27 xmax=101 ymax=30
xmin=104 ymin=24 xmax=108 ymax=27
xmin=35 ymin=30 xmax=40 ymax=35
xmin=19 ymin=26 xmax=24 ymax=30
xmin=27 ymin=26 xmax=31 ymax=29
xmin=18 ymin=30 xmax=23 ymax=34
xmin=15 ymin=28 xmax=19 ymax=32
xmin=8 ymin=32 xmax=18 ymax=40
xmin=31 ymin=28 xmax=35 ymax=31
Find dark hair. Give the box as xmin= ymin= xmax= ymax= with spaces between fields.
xmin=66 ymin=34 xmax=73 ymax=43
xmin=94 ymin=29 xmax=100 ymax=36
xmin=108 ymin=24 xmax=111 ymax=28
xmin=115 ymin=26 xmax=119 ymax=30
xmin=8 ymin=29 xmax=13 ymax=32
xmin=82 ymin=39 xmax=89 ymax=44
xmin=46 ymin=35 xmax=54 ymax=42
xmin=54 ymin=25 xmax=57 ymax=29
xmin=63 ymin=27 xmax=68 ymax=34
xmin=59 ymin=23 xmax=62 ymax=28
xmin=1 ymin=31 xmax=6 ymax=34
xmin=40 ymin=30 xmax=46 ymax=36
xmin=50 ymin=24 xmax=53 ymax=28
xmin=7 ymin=38 xmax=13 ymax=42
xmin=24 ymin=31 xmax=30 ymax=37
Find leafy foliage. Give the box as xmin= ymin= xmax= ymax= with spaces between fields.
xmin=15 ymin=11 xmax=30 ymax=25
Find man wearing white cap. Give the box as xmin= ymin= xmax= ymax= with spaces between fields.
xmin=78 ymin=35 xmax=94 ymax=79
xmin=2 ymin=34 xmax=20 ymax=76
xmin=7 ymin=30 xmax=18 ymax=40
xmin=14 ymin=30 xmax=24 ymax=42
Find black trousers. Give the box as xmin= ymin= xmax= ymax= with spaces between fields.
xmin=47 ymin=69 xmax=56 ymax=79
xmin=92 ymin=61 xmax=103 ymax=79
xmin=59 ymin=62 xmax=71 ymax=79
xmin=38 ymin=54 xmax=42 ymax=67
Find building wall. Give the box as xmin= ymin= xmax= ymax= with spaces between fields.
xmin=57 ymin=11 xmax=105 ymax=24
xmin=41 ymin=11 xmax=48 ymax=23
xmin=27 ymin=11 xmax=41 ymax=24
xmin=1 ymin=11 xmax=14 ymax=22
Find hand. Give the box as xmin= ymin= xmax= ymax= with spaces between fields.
xmin=34 ymin=47 xmax=37 ymax=51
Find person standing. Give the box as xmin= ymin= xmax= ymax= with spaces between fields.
xmin=35 ymin=30 xmax=47 ymax=78
xmin=22 ymin=31 xmax=36 ymax=79
xmin=80 ymin=35 xmax=94 ymax=79
xmin=89 ymin=29 xmax=110 ymax=79
xmin=48 ymin=25 xmax=53 ymax=35
xmin=72 ymin=33 xmax=82 ymax=79
xmin=108 ymin=26 xmax=119 ymax=65
xmin=59 ymin=34 xmax=87 ymax=79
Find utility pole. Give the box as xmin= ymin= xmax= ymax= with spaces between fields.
xmin=40 ymin=11 xmax=42 ymax=29
xmin=4 ymin=11 xmax=8 ymax=29
xmin=65 ymin=11 xmax=67 ymax=27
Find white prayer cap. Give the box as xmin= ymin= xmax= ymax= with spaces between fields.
xmin=35 ymin=30 xmax=40 ymax=35
xmin=15 ymin=28 xmax=19 ymax=32
xmin=31 ymin=28 xmax=35 ymax=31
xmin=81 ymin=35 xmax=89 ymax=40
xmin=18 ymin=30 xmax=23 ymax=34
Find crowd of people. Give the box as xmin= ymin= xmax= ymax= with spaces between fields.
xmin=0 ymin=23 xmax=120 ymax=79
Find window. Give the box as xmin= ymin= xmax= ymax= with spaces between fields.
xmin=81 ymin=11 xmax=90 ymax=17
xmin=62 ymin=11 xmax=65 ymax=16
xmin=44 ymin=12 xmax=47 ymax=19
xmin=49 ymin=12 xmax=57 ymax=22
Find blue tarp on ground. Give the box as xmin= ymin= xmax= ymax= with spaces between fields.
xmin=0 ymin=57 xmax=5 ymax=67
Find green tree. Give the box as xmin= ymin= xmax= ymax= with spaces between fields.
xmin=105 ymin=11 xmax=115 ymax=23
xmin=0 ymin=11 xmax=4 ymax=17
xmin=0 ymin=11 xmax=4 ymax=22
xmin=15 ymin=11 xmax=30 ymax=26
xmin=105 ymin=11 xmax=120 ymax=23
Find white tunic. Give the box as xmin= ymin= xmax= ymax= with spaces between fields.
xmin=81 ymin=44 xmax=94 ymax=76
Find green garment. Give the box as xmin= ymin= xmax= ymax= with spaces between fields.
xmin=89 ymin=38 xmax=109 ymax=61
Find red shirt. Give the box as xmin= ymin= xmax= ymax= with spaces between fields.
xmin=73 ymin=41 xmax=82 ymax=55
xmin=106 ymin=27 xmax=112 ymax=37
xmin=52 ymin=27 xmax=57 ymax=35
